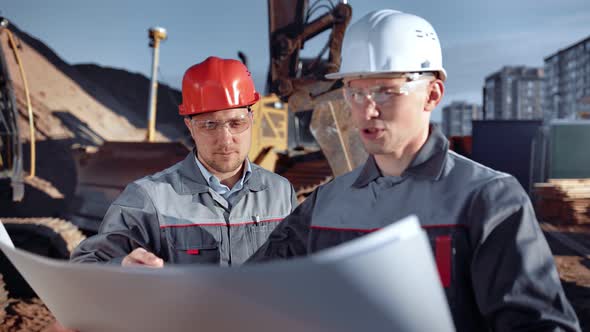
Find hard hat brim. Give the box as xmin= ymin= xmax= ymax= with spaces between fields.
xmin=326 ymin=69 xmax=447 ymax=82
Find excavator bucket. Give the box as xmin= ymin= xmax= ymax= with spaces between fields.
xmin=310 ymin=91 xmax=367 ymax=177
xmin=69 ymin=141 xmax=189 ymax=234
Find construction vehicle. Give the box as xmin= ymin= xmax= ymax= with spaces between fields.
xmin=1 ymin=0 xmax=361 ymax=240
xmin=265 ymin=0 xmax=367 ymax=191
xmin=0 ymin=2 xmax=359 ymax=324
xmin=69 ymin=0 xmax=363 ymax=233
xmin=0 ymin=17 xmax=86 ymax=330
xmin=0 ymin=17 xmax=23 ymax=204
xmin=0 ymin=3 xmax=357 ymax=325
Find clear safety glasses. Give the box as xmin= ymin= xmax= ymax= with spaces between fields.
xmin=343 ymin=73 xmax=435 ymax=107
xmin=191 ymin=111 xmax=252 ymax=136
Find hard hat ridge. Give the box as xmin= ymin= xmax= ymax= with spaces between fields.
xmin=326 ymin=9 xmax=447 ymax=81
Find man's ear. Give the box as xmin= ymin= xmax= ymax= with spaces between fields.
xmin=424 ymin=80 xmax=444 ymax=113
xmin=184 ymin=117 xmax=194 ymax=136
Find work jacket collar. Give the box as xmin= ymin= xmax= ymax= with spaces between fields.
xmin=352 ymin=125 xmax=449 ymax=188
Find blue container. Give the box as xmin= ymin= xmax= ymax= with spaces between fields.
xmin=471 ymin=120 xmax=544 ymax=195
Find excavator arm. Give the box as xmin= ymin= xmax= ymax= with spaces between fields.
xmin=268 ymin=0 xmax=351 ymax=103
xmin=266 ymin=1 xmax=366 ymax=188
xmin=0 ymin=17 xmax=24 ymax=202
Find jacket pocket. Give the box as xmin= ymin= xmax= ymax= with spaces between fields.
xmin=165 ymin=226 xmax=221 ymax=265
xmin=424 ymin=226 xmax=471 ymax=314
xmin=246 ymin=220 xmax=279 ymax=255
xmin=250 ymin=220 xmax=279 ymax=233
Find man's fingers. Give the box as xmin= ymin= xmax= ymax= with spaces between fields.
xmin=137 ymin=250 xmax=164 ymax=267
xmin=122 ymin=248 xmax=164 ymax=268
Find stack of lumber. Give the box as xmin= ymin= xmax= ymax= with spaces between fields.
xmin=534 ymin=179 xmax=590 ymax=224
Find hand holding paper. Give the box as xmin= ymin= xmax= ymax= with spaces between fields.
xmin=121 ymin=248 xmax=164 ymax=268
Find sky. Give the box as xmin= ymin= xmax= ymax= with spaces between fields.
xmin=2 ymin=0 xmax=590 ymax=122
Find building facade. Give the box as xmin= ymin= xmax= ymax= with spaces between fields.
xmin=544 ymin=36 xmax=590 ymax=120
xmin=442 ymin=101 xmax=482 ymax=136
xmin=483 ymin=66 xmax=544 ymax=120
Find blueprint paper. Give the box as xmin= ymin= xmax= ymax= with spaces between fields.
xmin=0 ymin=215 xmax=455 ymax=332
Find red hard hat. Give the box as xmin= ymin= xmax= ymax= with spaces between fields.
xmin=178 ymin=56 xmax=260 ymax=116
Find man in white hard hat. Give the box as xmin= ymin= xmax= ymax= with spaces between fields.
xmin=250 ymin=9 xmax=580 ymax=331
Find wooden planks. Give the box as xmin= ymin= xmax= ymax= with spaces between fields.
xmin=534 ymin=179 xmax=590 ymax=224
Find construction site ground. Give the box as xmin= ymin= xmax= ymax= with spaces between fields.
xmin=542 ymin=222 xmax=590 ymax=331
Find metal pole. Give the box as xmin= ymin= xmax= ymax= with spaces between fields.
xmin=146 ymin=27 xmax=166 ymax=142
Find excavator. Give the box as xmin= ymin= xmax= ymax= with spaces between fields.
xmin=265 ymin=0 xmax=367 ymax=197
xmin=0 ymin=17 xmax=86 ymax=329
xmin=69 ymin=0 xmax=364 ymax=233
xmin=0 ymin=0 xmax=362 ymax=329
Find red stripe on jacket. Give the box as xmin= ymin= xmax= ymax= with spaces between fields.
xmin=160 ymin=218 xmax=284 ymax=229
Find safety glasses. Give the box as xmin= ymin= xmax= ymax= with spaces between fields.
xmin=191 ymin=112 xmax=252 ymax=136
xmin=343 ymin=73 xmax=435 ymax=107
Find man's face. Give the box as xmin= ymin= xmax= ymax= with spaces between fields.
xmin=344 ymin=76 xmax=435 ymax=156
xmin=184 ymin=107 xmax=252 ymax=174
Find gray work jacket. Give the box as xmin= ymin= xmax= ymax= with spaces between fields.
xmin=71 ymin=152 xmax=298 ymax=266
xmin=250 ymin=126 xmax=580 ymax=332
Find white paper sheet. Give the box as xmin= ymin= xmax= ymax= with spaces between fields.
xmin=0 ymin=220 xmax=14 ymax=248
xmin=0 ymin=215 xmax=455 ymax=332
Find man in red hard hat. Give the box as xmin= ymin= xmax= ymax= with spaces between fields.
xmin=71 ymin=56 xmax=297 ymax=267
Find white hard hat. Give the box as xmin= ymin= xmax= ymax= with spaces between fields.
xmin=326 ymin=9 xmax=447 ymax=81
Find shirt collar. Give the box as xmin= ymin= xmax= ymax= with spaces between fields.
xmin=352 ymin=124 xmax=449 ymax=188
xmin=194 ymin=153 xmax=252 ymax=198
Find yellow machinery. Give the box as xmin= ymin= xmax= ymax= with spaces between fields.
xmin=248 ymin=94 xmax=289 ymax=171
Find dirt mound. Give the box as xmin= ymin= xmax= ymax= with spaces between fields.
xmin=0 ymin=22 xmax=189 ymax=219
xmin=74 ymin=63 xmax=186 ymax=140
xmin=2 ymin=22 xmax=185 ymax=144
